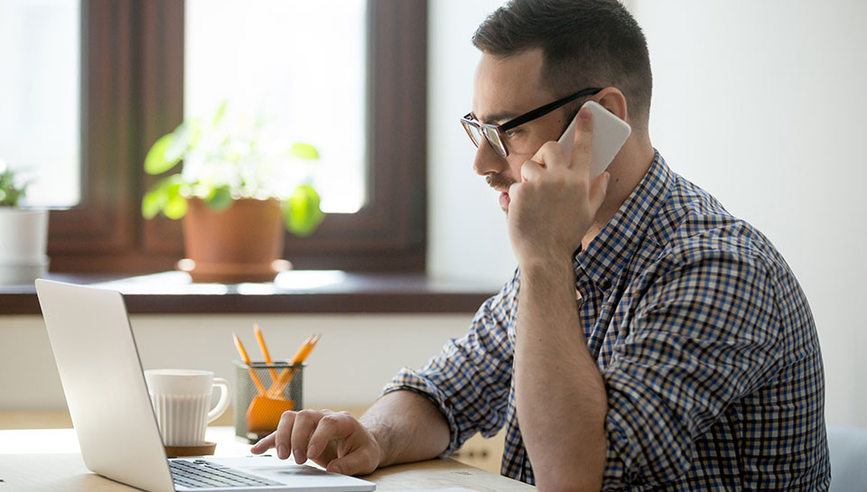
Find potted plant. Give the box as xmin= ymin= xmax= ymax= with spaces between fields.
xmin=142 ymin=102 xmax=325 ymax=283
xmin=0 ymin=161 xmax=49 ymax=285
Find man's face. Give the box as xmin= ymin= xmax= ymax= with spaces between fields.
xmin=471 ymin=49 xmax=570 ymax=212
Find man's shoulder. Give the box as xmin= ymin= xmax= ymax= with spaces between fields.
xmin=645 ymin=172 xmax=786 ymax=279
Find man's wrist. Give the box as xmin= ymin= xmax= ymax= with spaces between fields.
xmin=519 ymin=255 xmax=574 ymax=280
xmin=359 ymin=415 xmax=391 ymax=468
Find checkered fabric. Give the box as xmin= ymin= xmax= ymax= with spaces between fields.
xmin=384 ymin=151 xmax=830 ymax=490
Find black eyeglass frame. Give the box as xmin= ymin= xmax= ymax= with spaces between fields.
xmin=461 ymin=87 xmax=603 ymax=157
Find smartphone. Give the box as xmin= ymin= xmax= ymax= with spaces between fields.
xmin=558 ymin=100 xmax=631 ymax=178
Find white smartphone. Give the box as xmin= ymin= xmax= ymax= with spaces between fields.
xmin=558 ymin=100 xmax=631 ymax=178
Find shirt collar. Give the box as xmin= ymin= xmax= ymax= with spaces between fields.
xmin=576 ymin=150 xmax=673 ymax=291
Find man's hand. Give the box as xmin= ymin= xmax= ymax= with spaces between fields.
xmin=250 ymin=409 xmax=382 ymax=476
xmin=507 ymin=105 xmax=610 ymax=265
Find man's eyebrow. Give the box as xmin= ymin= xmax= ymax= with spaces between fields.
xmin=474 ymin=111 xmax=519 ymax=125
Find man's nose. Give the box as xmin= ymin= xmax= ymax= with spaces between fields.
xmin=472 ymin=140 xmax=507 ymax=177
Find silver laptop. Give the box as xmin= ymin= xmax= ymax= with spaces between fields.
xmin=35 ymin=279 xmax=376 ymax=492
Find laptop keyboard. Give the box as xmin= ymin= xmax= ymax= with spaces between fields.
xmin=170 ymin=459 xmax=284 ymax=489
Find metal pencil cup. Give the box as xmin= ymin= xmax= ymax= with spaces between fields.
xmin=233 ymin=360 xmax=303 ymax=443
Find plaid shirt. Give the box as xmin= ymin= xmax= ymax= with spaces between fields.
xmin=384 ymin=152 xmax=831 ymax=490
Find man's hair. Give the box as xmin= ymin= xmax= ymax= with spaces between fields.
xmin=473 ymin=0 xmax=652 ymax=130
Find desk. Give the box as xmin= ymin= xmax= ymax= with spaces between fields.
xmin=0 ymin=427 xmax=535 ymax=492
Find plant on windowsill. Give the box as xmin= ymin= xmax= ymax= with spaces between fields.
xmin=141 ymin=102 xmax=325 ymax=283
xmin=0 ymin=162 xmax=49 ymax=285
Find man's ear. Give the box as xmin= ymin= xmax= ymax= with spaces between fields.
xmin=594 ymin=88 xmax=628 ymax=123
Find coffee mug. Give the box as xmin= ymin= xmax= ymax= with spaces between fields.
xmin=144 ymin=369 xmax=230 ymax=446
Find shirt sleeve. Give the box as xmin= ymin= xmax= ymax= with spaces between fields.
xmin=382 ymin=273 xmax=518 ymax=455
xmin=600 ymin=246 xmax=784 ymax=489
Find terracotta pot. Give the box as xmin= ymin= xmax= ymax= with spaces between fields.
xmin=182 ymin=197 xmax=286 ymax=283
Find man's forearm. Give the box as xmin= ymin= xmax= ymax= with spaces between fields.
xmin=359 ymin=389 xmax=451 ymax=468
xmin=516 ymin=259 xmax=608 ymax=491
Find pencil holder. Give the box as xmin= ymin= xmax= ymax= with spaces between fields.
xmin=232 ymin=360 xmax=304 ymax=443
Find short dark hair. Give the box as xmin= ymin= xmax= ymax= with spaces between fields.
xmin=473 ymin=0 xmax=652 ymax=129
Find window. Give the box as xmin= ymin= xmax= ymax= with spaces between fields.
xmin=46 ymin=0 xmax=427 ymax=274
xmin=0 ymin=0 xmax=81 ymax=208
xmin=185 ymin=0 xmax=367 ymax=214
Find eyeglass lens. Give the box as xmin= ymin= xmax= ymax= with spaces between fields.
xmin=462 ymin=119 xmax=509 ymax=157
xmin=463 ymin=121 xmax=483 ymax=148
xmin=483 ymin=127 xmax=506 ymax=157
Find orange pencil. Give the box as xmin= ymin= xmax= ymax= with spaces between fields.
xmin=233 ymin=332 xmax=267 ymax=396
xmin=253 ymin=324 xmax=279 ymax=383
xmin=267 ymin=334 xmax=320 ymax=397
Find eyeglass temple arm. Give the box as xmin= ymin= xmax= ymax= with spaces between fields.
xmin=500 ymin=87 xmax=602 ymax=131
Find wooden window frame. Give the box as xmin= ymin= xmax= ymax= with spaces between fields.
xmin=47 ymin=0 xmax=427 ymax=274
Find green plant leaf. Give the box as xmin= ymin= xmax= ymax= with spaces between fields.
xmin=164 ymin=123 xmax=192 ymax=163
xmin=141 ymin=189 xmax=164 ymax=219
xmin=212 ymin=100 xmax=228 ymax=127
xmin=287 ymin=142 xmax=319 ymax=160
xmin=0 ymin=166 xmax=26 ymax=207
xmin=283 ymin=185 xmax=324 ymax=236
xmin=142 ymin=174 xmax=189 ymax=219
xmin=163 ymin=190 xmax=188 ymax=219
xmin=144 ymin=133 xmax=182 ymax=175
xmin=205 ymin=185 xmax=232 ymax=211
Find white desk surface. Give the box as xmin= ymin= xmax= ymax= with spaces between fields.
xmin=0 ymin=427 xmax=535 ymax=492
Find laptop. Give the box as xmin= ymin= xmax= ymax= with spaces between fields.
xmin=35 ymin=279 xmax=376 ymax=492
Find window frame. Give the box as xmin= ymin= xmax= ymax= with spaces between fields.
xmin=47 ymin=0 xmax=427 ymax=274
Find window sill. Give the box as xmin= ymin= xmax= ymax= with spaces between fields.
xmin=0 ymin=271 xmax=498 ymax=315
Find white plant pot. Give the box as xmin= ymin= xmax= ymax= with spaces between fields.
xmin=0 ymin=208 xmax=49 ymax=285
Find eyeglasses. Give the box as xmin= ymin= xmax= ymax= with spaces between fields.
xmin=460 ymin=87 xmax=602 ymax=157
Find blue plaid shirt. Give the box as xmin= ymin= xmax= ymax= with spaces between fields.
xmin=385 ymin=152 xmax=831 ymax=490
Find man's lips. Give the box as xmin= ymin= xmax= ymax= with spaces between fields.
xmin=498 ymin=191 xmax=511 ymax=210
xmin=486 ymin=173 xmax=515 ymax=210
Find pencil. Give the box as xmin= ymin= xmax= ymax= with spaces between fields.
xmin=266 ymin=334 xmax=320 ymax=398
xmin=233 ymin=332 xmax=267 ymax=396
xmin=253 ymin=324 xmax=279 ymax=384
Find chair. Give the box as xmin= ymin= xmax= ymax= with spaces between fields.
xmin=827 ymin=426 xmax=867 ymax=491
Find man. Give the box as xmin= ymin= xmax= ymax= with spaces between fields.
xmin=252 ymin=0 xmax=831 ymax=490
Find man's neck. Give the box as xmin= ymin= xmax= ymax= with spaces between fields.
xmin=582 ymin=137 xmax=655 ymax=249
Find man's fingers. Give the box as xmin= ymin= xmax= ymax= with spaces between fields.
xmin=326 ymin=448 xmax=378 ymax=477
xmin=588 ymin=172 xmax=610 ymax=211
xmin=531 ymin=140 xmax=571 ymax=171
xmin=290 ymin=410 xmax=325 ymax=464
xmin=250 ymin=432 xmax=277 ymax=455
xmin=272 ymin=411 xmax=298 ymax=460
xmin=570 ymin=104 xmax=594 ymax=173
xmin=307 ymin=412 xmax=355 ymax=459
xmin=520 ymin=160 xmax=544 ymax=182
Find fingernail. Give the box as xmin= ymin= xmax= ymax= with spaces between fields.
xmin=277 ymin=444 xmax=288 ymax=459
xmin=331 ymin=465 xmax=342 ymax=475
xmin=307 ymin=444 xmax=319 ymax=457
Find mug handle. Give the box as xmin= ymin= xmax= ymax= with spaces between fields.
xmin=207 ymin=378 xmax=231 ymax=424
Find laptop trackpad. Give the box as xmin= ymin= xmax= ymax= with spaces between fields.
xmin=204 ymin=456 xmax=376 ymax=490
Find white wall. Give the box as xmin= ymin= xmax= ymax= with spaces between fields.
xmin=426 ymin=0 xmax=517 ymax=285
xmin=0 ymin=314 xmax=471 ymax=410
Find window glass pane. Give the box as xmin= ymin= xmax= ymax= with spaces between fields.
xmin=185 ymin=0 xmax=367 ymax=214
xmin=0 ymin=0 xmax=80 ymax=207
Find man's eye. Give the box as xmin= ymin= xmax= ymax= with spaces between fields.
xmin=503 ymin=129 xmax=521 ymax=139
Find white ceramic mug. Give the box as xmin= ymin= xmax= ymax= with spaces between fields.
xmin=144 ymin=369 xmax=230 ymax=446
